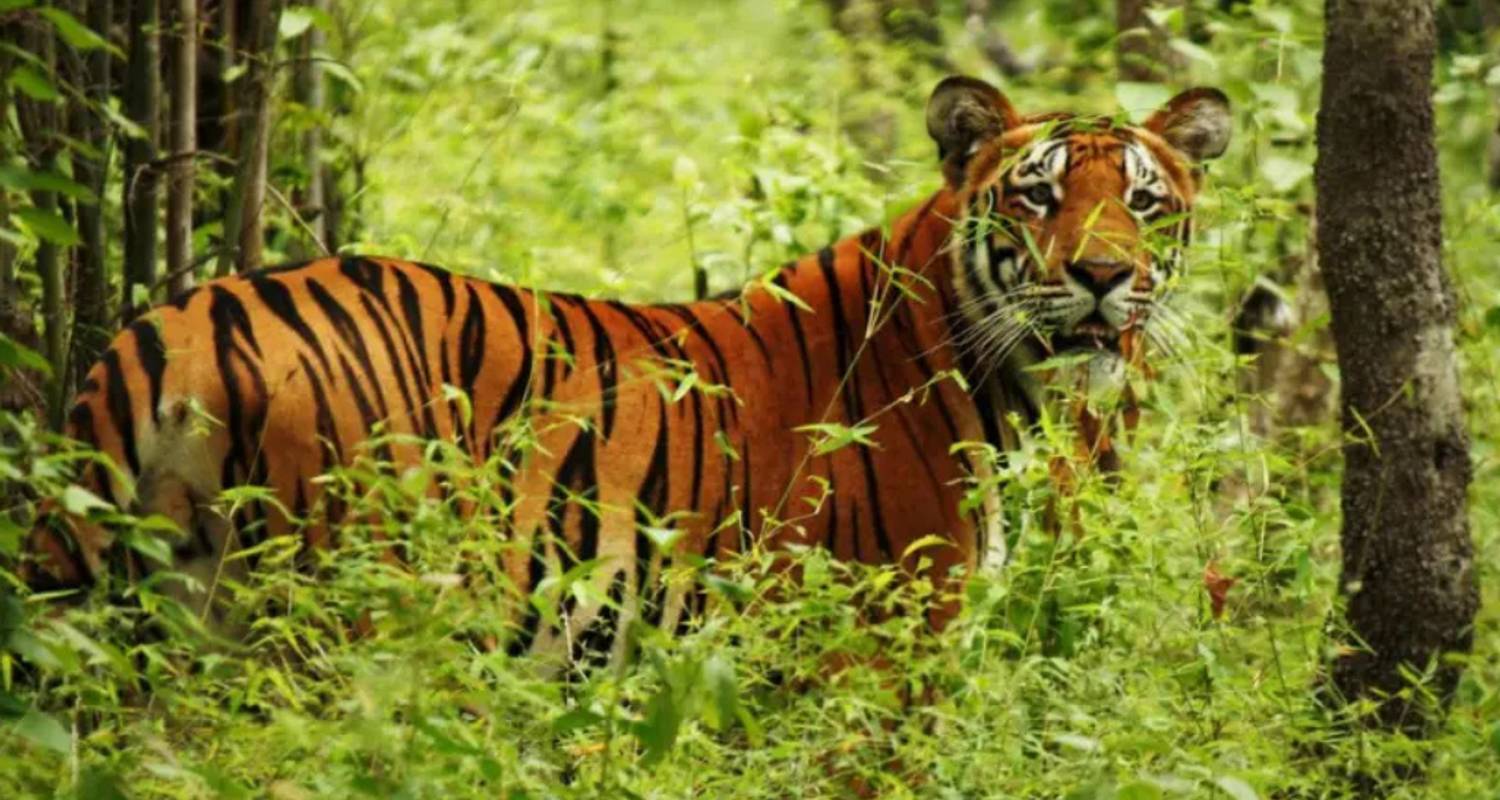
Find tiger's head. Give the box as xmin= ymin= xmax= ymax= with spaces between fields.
xmin=925 ymin=76 xmax=1231 ymax=376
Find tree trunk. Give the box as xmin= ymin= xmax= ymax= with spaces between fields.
xmin=123 ymin=0 xmax=162 ymax=320
xmin=13 ymin=19 xmax=67 ymax=425
xmin=166 ymin=0 xmax=197 ymax=296
xmin=0 ymin=42 xmax=19 ymax=351
xmin=1116 ymin=0 xmax=1184 ymax=83
xmin=1316 ymin=0 xmax=1477 ymax=734
xmin=73 ymin=0 xmax=114 ymax=387
xmin=292 ymin=0 xmax=329 ymax=256
xmin=218 ymin=0 xmax=284 ymax=275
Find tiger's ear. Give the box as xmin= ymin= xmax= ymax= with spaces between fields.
xmin=1144 ymin=87 xmax=1232 ymax=162
xmin=926 ymin=76 xmax=1019 ymax=186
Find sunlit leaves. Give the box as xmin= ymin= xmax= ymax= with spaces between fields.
xmin=16 ymin=207 xmax=80 ymax=246
xmin=7 ymin=64 xmax=59 ymax=102
xmin=37 ymin=7 xmax=115 ymax=53
xmin=0 ymin=334 xmax=50 ymax=375
xmin=792 ymin=421 xmax=879 ymax=456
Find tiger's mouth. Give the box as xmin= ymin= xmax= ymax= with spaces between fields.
xmin=1050 ymin=311 xmax=1123 ymax=354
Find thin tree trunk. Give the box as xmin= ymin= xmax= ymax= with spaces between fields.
xmin=16 ymin=21 xmax=67 ymax=425
xmin=1116 ymin=0 xmax=1183 ymax=83
xmin=0 ymin=43 xmax=18 ymax=345
xmin=166 ymin=0 xmax=197 ymax=296
xmin=1316 ymin=0 xmax=1477 ymax=735
xmin=218 ymin=0 xmax=284 ymax=275
xmin=123 ymin=0 xmax=162 ymax=320
xmin=73 ymin=0 xmax=114 ymax=386
xmin=292 ymin=0 xmax=329 ymax=255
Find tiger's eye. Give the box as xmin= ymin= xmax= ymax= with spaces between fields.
xmin=1128 ymin=190 xmax=1158 ymax=212
xmin=1024 ymin=184 xmax=1053 ymax=207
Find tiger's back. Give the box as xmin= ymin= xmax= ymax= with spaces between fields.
xmin=51 ymin=207 xmax=985 ymax=662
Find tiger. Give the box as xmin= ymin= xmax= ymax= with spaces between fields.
xmin=22 ymin=75 xmax=1230 ymax=666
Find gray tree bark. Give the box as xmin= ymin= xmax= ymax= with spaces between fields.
xmin=292 ymin=0 xmax=329 ymax=256
xmin=166 ymin=0 xmax=198 ymax=296
xmin=123 ymin=0 xmax=162 ymax=319
xmin=72 ymin=0 xmax=114 ymax=387
xmin=218 ymin=0 xmax=285 ymax=275
xmin=1316 ymin=0 xmax=1477 ymax=733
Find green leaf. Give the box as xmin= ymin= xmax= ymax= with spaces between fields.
xmin=8 ymin=64 xmax=60 ymax=102
xmin=900 ymin=534 xmax=952 ymax=560
xmin=551 ymin=707 xmax=603 ymax=736
xmin=0 ymin=515 xmax=25 ymax=558
xmin=633 ymin=684 xmax=685 ymax=766
xmin=0 ymin=165 xmax=95 ymax=202
xmin=13 ymin=709 xmax=71 ymax=754
xmin=0 ymin=333 xmax=51 ymax=374
xmin=1259 ymin=156 xmax=1312 ymax=194
xmin=76 ymin=767 xmax=130 ymax=800
xmin=793 ymin=422 xmax=879 ymax=456
xmin=37 ymin=7 xmax=110 ymax=51
xmin=279 ymin=7 xmax=316 ymax=39
xmin=60 ymin=485 xmax=110 ymax=516
xmin=1052 ymin=732 xmax=1102 ymax=754
xmin=16 ymin=207 xmax=81 ymax=246
xmin=1117 ymin=782 xmax=1163 ymax=800
xmin=1213 ymin=776 xmax=1259 ymax=800
xmin=1115 ymin=82 xmax=1172 ymax=124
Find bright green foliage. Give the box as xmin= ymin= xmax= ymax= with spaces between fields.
xmin=2 ymin=1 xmax=1500 ymax=797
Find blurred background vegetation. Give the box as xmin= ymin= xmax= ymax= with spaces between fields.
xmin=1 ymin=0 xmax=1498 ymax=797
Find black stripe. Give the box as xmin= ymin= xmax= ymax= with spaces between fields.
xmin=358 ymin=292 xmax=425 ymax=437
xmin=306 ymin=279 xmax=391 ymax=425
xmin=338 ymin=256 xmax=385 ymax=297
xmin=100 ymin=349 xmax=140 ymax=477
xmin=816 ymin=250 xmax=895 ymax=560
xmin=772 ymin=269 xmax=815 ymax=409
xmin=392 ymin=267 xmax=436 ymax=391
xmin=738 ymin=439 xmax=753 ymax=545
xmin=552 ymin=427 xmax=601 ymax=568
xmin=412 ymin=261 xmax=457 ymax=318
xmin=129 ymin=319 xmax=167 ymax=424
xmin=249 ymin=275 xmax=336 ymax=381
xmin=335 ymin=351 xmax=392 ymax=462
xmin=635 ymin=402 xmax=671 ymax=628
xmin=724 ymin=301 xmax=771 ymax=365
xmin=606 ymin=300 xmax=672 ymax=360
xmin=209 ymin=287 xmax=264 ymax=488
xmin=208 ymin=286 xmax=263 ymax=357
xmin=817 ymin=247 xmax=859 ymax=420
xmin=297 ymin=352 xmax=343 ymax=471
xmin=457 ymin=284 xmax=488 ymax=446
xmin=658 ymin=304 xmax=739 ymax=431
xmin=345 ymin=260 xmax=443 ymax=438
xmin=572 ymin=299 xmax=618 ymax=439
xmin=549 ymin=295 xmax=577 ymax=378
xmin=489 ymin=285 xmax=533 ymax=448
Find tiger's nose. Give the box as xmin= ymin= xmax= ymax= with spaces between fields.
xmin=1065 ymin=260 xmax=1133 ymax=299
